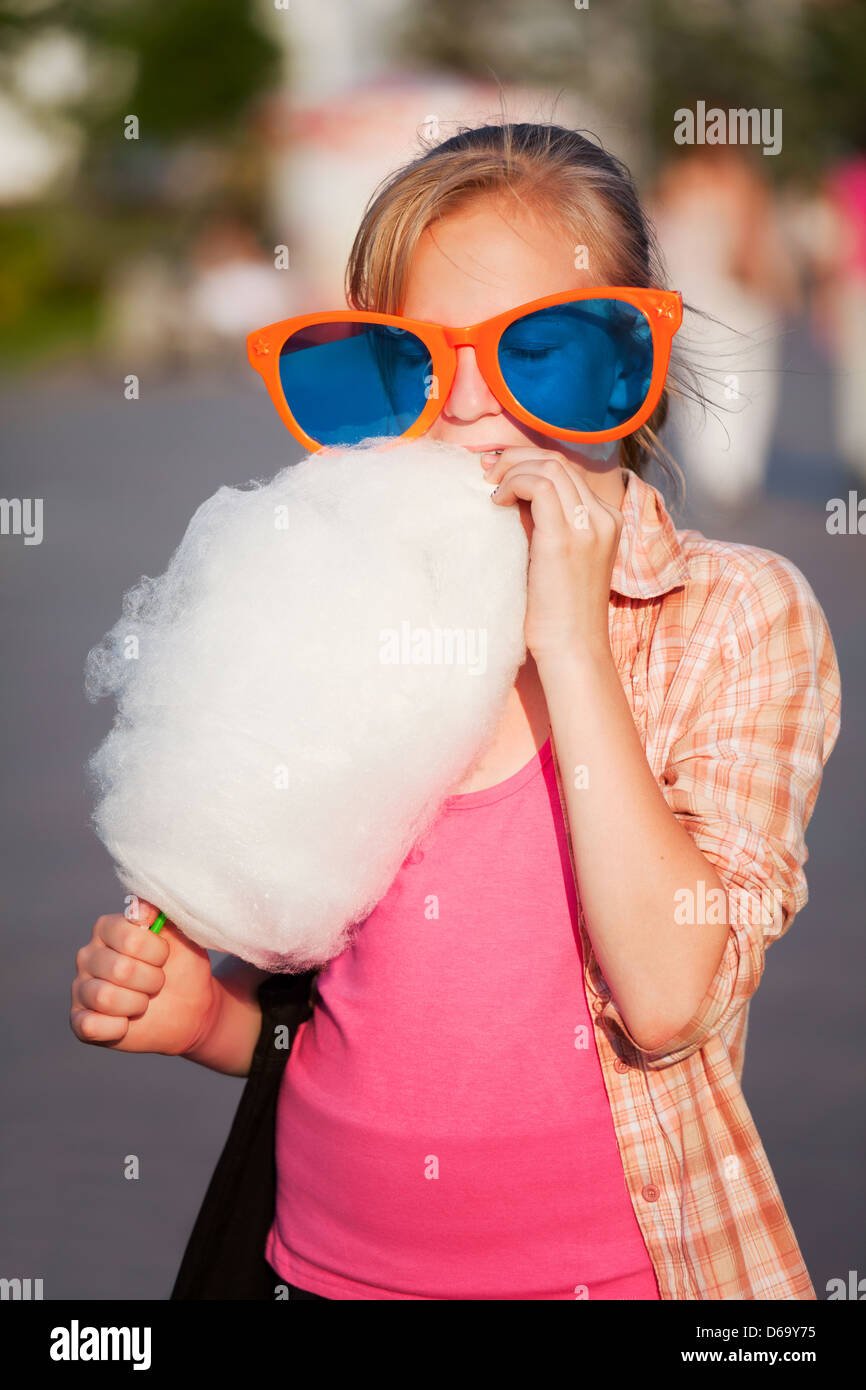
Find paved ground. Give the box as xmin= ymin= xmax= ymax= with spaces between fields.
xmin=0 ymin=344 xmax=863 ymax=1300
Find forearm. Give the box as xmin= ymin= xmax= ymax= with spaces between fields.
xmin=182 ymin=957 xmax=269 ymax=1077
xmin=538 ymin=643 xmax=730 ymax=1051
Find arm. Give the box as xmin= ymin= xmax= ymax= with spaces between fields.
xmin=487 ymin=447 xmax=841 ymax=1067
xmin=542 ymin=555 xmax=841 ymax=1064
xmin=539 ymin=641 xmax=729 ymax=1052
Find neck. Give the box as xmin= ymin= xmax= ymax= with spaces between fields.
xmin=574 ymin=459 xmax=628 ymax=509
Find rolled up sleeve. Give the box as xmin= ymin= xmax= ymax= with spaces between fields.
xmin=600 ymin=553 xmax=842 ymax=1070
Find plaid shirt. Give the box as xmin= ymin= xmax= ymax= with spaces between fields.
xmin=550 ymin=466 xmax=842 ymax=1300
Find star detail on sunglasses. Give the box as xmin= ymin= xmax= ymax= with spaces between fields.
xmin=654 ymin=303 xmax=676 ymax=319
xmin=252 ymin=337 xmax=271 ymax=357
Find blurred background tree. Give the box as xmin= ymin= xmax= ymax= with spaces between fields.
xmin=0 ymin=0 xmax=282 ymax=366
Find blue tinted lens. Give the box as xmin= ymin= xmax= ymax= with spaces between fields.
xmin=498 ymin=299 xmax=654 ymax=432
xmin=278 ymin=322 xmax=431 ymax=446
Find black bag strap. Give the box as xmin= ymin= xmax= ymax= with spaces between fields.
xmin=170 ymin=968 xmax=318 ymax=1300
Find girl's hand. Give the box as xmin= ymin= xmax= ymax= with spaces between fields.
xmin=484 ymin=447 xmax=624 ymax=663
xmin=70 ymin=898 xmax=219 ymax=1057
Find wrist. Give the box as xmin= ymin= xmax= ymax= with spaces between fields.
xmin=180 ymin=978 xmax=225 ymax=1062
xmin=533 ymin=635 xmax=615 ymax=679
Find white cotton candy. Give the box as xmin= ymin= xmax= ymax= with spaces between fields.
xmin=85 ymin=438 xmax=528 ymax=971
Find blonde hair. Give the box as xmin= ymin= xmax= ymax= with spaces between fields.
xmin=345 ymin=121 xmax=688 ymax=497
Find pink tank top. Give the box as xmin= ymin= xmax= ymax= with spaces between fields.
xmin=266 ymin=736 xmax=660 ymax=1300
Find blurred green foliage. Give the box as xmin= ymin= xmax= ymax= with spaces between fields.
xmin=0 ymin=0 xmax=281 ymax=366
xmin=21 ymin=0 xmax=282 ymax=139
xmin=0 ymin=201 xmax=194 ymax=368
xmin=0 ymin=207 xmax=97 ymax=368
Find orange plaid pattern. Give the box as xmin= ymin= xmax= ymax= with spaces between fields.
xmin=550 ymin=466 xmax=842 ymax=1300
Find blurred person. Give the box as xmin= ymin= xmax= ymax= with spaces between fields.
xmin=102 ymin=217 xmax=297 ymax=373
xmin=100 ymin=253 xmax=189 ymax=370
xmin=184 ymin=214 xmax=297 ymax=366
xmin=72 ymin=122 xmax=840 ymax=1301
xmin=652 ymin=149 xmax=800 ymax=510
xmin=810 ymin=154 xmax=866 ymax=487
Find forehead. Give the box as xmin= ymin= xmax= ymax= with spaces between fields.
xmin=401 ymin=196 xmax=611 ymax=324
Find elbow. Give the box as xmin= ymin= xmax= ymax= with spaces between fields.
xmin=614 ymin=988 xmax=712 ymax=1056
xmin=623 ymin=1015 xmax=693 ymax=1055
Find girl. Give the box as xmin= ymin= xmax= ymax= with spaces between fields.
xmin=71 ymin=123 xmax=841 ymax=1300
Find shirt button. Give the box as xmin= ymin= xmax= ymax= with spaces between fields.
xmin=614 ymin=1057 xmax=629 ymax=1073
xmin=405 ymin=846 xmax=425 ymax=864
xmin=641 ymin=1184 xmax=660 ymax=1202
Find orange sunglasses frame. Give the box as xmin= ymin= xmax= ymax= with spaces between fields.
xmin=246 ymin=286 xmax=683 ymax=453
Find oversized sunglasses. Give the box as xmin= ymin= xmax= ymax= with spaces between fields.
xmin=246 ymin=286 xmax=682 ymax=452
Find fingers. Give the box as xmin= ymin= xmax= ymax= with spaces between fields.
xmin=77 ymin=976 xmax=150 ymax=1019
xmin=122 ymin=896 xmax=162 ymax=931
xmin=488 ymin=450 xmax=578 ymax=507
xmin=492 ymin=468 xmax=572 ymax=533
xmin=69 ymin=910 xmax=170 ymax=1046
xmin=69 ymin=1006 xmax=130 ymax=1046
xmin=488 ymin=450 xmax=583 ymax=530
xmin=99 ymin=912 xmax=171 ymax=968
xmin=489 ymin=449 xmax=623 ymax=539
xmin=83 ymin=942 xmax=166 ymax=999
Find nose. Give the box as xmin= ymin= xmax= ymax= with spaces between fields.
xmin=440 ymin=343 xmax=501 ymax=425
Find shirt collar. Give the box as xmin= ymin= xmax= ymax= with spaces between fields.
xmin=610 ymin=467 xmax=691 ymax=600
